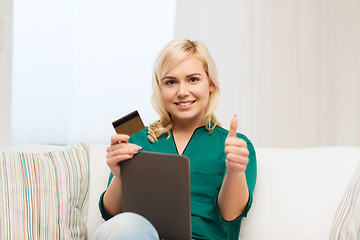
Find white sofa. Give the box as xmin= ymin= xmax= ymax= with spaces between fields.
xmin=2 ymin=144 xmax=359 ymax=239
xmin=87 ymin=145 xmax=360 ymax=240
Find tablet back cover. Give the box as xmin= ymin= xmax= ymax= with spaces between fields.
xmin=120 ymin=151 xmax=191 ymax=240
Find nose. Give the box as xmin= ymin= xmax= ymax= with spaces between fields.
xmin=177 ymin=82 xmax=189 ymax=98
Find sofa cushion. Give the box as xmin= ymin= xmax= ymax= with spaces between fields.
xmin=330 ymin=161 xmax=360 ymax=239
xmin=0 ymin=143 xmax=89 ymax=239
xmin=239 ymin=147 xmax=360 ymax=240
xmin=86 ymin=144 xmax=108 ymax=237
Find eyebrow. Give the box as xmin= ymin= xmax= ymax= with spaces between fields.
xmin=162 ymin=73 xmax=203 ymax=81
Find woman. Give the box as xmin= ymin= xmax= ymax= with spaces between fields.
xmin=95 ymin=39 xmax=257 ymax=240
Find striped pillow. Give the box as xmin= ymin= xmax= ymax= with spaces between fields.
xmin=330 ymin=161 xmax=360 ymax=240
xmin=0 ymin=143 xmax=89 ymax=240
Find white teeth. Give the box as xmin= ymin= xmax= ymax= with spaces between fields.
xmin=177 ymin=102 xmax=192 ymax=106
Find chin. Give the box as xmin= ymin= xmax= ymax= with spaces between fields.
xmin=172 ymin=113 xmax=203 ymax=122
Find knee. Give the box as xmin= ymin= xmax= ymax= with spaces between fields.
xmin=111 ymin=212 xmax=156 ymax=230
xmin=91 ymin=212 xmax=159 ymax=240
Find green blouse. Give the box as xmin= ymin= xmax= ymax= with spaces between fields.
xmin=99 ymin=126 xmax=257 ymax=240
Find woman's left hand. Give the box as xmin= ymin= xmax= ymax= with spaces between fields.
xmin=224 ymin=115 xmax=249 ymax=173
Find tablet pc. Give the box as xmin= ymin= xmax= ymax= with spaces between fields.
xmin=120 ymin=151 xmax=191 ymax=240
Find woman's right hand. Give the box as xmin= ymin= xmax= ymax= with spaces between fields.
xmin=106 ymin=134 xmax=142 ymax=179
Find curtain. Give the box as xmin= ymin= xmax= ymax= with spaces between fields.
xmin=0 ymin=0 xmax=12 ymax=148
xmin=175 ymin=0 xmax=360 ymax=148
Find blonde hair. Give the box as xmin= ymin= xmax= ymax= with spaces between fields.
xmin=147 ymin=39 xmax=221 ymax=143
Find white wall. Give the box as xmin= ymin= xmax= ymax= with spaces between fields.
xmin=0 ymin=0 xmax=12 ymax=148
xmin=12 ymin=0 xmax=176 ymax=145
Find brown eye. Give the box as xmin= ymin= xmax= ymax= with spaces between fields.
xmin=166 ymin=80 xmax=176 ymax=85
xmin=189 ymin=77 xmax=198 ymax=82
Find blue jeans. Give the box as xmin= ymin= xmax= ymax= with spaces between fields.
xmin=91 ymin=212 xmax=160 ymax=240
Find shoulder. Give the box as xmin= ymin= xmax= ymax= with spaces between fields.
xmin=212 ymin=125 xmax=229 ymax=137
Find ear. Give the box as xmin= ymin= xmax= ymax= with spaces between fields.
xmin=209 ymin=84 xmax=215 ymax=93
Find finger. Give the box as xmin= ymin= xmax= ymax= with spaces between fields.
xmin=106 ymin=154 xmax=134 ymax=168
xmin=226 ymin=159 xmax=247 ymax=172
xmin=224 ymin=145 xmax=249 ymax=157
xmin=225 ymin=137 xmax=247 ymax=147
xmin=227 ymin=115 xmax=238 ymax=138
xmin=107 ymin=142 xmax=141 ymax=153
xmin=107 ymin=146 xmax=141 ymax=159
xmin=226 ymin=152 xmax=249 ymax=164
xmin=111 ymin=134 xmax=130 ymax=145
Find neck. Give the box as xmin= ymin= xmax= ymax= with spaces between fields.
xmin=171 ymin=118 xmax=204 ymax=135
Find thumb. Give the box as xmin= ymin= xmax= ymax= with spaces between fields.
xmin=228 ymin=115 xmax=238 ymax=138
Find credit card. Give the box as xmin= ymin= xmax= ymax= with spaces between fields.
xmin=112 ymin=110 xmax=145 ymax=136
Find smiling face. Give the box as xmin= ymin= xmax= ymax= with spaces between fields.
xmin=160 ymin=55 xmax=215 ymax=127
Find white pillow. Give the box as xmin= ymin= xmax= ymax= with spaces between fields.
xmin=0 ymin=143 xmax=89 ymax=239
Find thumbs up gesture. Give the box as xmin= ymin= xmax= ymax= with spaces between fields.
xmin=225 ymin=115 xmax=249 ymax=172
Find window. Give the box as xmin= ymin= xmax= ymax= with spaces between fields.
xmin=12 ymin=0 xmax=176 ymax=145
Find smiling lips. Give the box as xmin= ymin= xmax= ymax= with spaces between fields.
xmin=175 ymin=100 xmax=196 ymax=108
